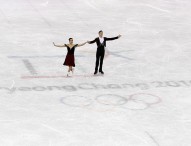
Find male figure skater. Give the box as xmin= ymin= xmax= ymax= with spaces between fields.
xmin=88 ymin=30 xmax=121 ymax=74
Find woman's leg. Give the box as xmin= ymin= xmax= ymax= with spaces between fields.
xmin=67 ymin=66 xmax=70 ymax=76
xmin=67 ymin=66 xmax=73 ymax=76
xmin=68 ymin=66 xmax=70 ymax=72
xmin=70 ymin=66 xmax=74 ymax=76
xmin=69 ymin=66 xmax=72 ymax=72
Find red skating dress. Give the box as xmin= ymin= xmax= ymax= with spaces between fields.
xmin=63 ymin=44 xmax=78 ymax=67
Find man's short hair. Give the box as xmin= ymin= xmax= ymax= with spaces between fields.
xmin=99 ymin=30 xmax=103 ymax=33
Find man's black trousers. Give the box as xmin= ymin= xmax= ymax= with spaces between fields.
xmin=95 ymin=47 xmax=105 ymax=72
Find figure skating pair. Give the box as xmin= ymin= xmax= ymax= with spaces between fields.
xmin=53 ymin=30 xmax=121 ymax=77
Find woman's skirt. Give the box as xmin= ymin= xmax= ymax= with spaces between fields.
xmin=63 ymin=54 xmax=75 ymax=67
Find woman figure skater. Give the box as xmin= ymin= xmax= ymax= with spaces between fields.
xmin=53 ymin=38 xmax=87 ymax=76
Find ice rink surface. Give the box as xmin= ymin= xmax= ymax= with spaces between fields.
xmin=1 ymin=0 xmax=191 ymax=145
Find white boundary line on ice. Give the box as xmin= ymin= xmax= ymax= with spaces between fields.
xmin=128 ymin=3 xmax=171 ymax=13
xmin=10 ymin=80 xmax=15 ymax=89
xmin=41 ymin=123 xmax=67 ymax=136
xmin=85 ymin=1 xmax=171 ymax=14
xmin=40 ymin=1 xmax=49 ymax=7
xmin=27 ymin=0 xmax=51 ymax=27
xmin=143 ymin=4 xmax=171 ymax=13
xmin=0 ymin=80 xmax=15 ymax=90
xmin=125 ymin=20 xmax=143 ymax=34
xmin=123 ymin=131 xmax=151 ymax=145
xmin=145 ymin=131 xmax=160 ymax=146
xmin=84 ymin=0 xmax=103 ymax=13
xmin=0 ymin=7 xmax=11 ymax=24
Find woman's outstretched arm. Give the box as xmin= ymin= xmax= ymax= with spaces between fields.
xmin=76 ymin=41 xmax=88 ymax=47
xmin=53 ymin=42 xmax=66 ymax=47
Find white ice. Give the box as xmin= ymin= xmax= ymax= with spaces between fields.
xmin=0 ymin=0 xmax=191 ymax=146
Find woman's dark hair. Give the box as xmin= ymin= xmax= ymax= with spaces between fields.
xmin=69 ymin=38 xmax=73 ymax=41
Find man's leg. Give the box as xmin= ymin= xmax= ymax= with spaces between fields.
xmin=95 ymin=51 xmax=100 ymax=74
xmin=99 ymin=50 xmax=105 ymax=74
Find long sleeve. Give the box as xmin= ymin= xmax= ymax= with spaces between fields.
xmin=105 ymin=36 xmax=119 ymax=41
xmin=89 ymin=38 xmax=97 ymax=44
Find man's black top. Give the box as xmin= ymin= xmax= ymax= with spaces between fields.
xmin=89 ymin=36 xmax=119 ymax=48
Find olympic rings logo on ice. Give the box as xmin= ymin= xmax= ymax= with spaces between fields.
xmin=60 ymin=93 xmax=162 ymax=110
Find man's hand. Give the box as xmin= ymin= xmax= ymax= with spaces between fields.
xmin=118 ymin=35 xmax=122 ymax=38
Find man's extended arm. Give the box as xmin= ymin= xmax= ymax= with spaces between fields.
xmin=88 ymin=38 xmax=97 ymax=44
xmin=105 ymin=35 xmax=121 ymax=41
